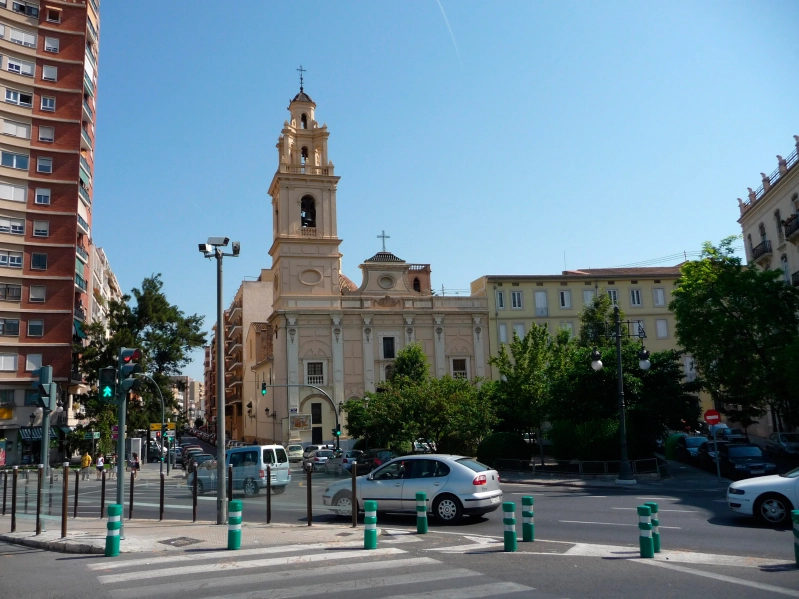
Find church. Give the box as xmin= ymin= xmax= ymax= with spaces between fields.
xmin=237 ymin=85 xmax=489 ymax=446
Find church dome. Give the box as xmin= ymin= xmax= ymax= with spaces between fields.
xmin=292 ymin=90 xmax=313 ymax=103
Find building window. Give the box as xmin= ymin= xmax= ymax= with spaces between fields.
xmin=382 ymin=336 xmax=396 ymax=359
xmin=9 ymin=28 xmax=36 ymax=48
xmin=5 ymin=89 xmax=32 ymax=108
xmin=630 ymin=319 xmax=645 ymax=338
xmin=25 ymin=353 xmax=41 ymax=371
xmin=0 ymin=284 xmax=21 ymax=301
xmin=0 ymin=318 xmax=19 ymax=336
xmin=38 ymin=126 xmax=54 ymax=142
xmin=561 ymin=321 xmax=574 ymax=337
xmin=534 ymin=291 xmax=548 ymax=317
xmin=33 ymin=220 xmax=48 ymax=237
xmin=31 ymin=253 xmax=47 ymax=270
xmin=306 ymin=361 xmax=323 ymax=385
xmin=607 ymin=289 xmax=618 ymax=305
xmin=29 ymin=285 xmax=44 ymax=302
xmin=3 ymin=119 xmax=30 ymax=139
xmin=0 ymin=182 xmax=25 ymax=203
xmin=451 ymin=358 xmax=468 ymax=379
xmin=7 ymin=57 xmax=34 ymax=77
xmin=42 ymin=65 xmax=57 ymax=82
xmin=656 ymin=318 xmax=668 ymax=339
xmin=413 ymin=277 xmax=420 ymax=292
xmin=781 ymin=254 xmax=790 ymax=284
xmin=775 ymin=210 xmax=784 ymax=242
xmin=0 ymin=389 xmax=14 ymax=404
xmin=27 ymin=319 xmax=43 ymax=337
xmin=36 ymin=157 xmax=52 ymax=173
xmin=25 ymin=389 xmax=39 ymax=405
xmin=630 ymin=289 xmax=642 ymax=307
xmin=1 ymin=151 xmax=28 ymax=170
xmin=559 ymin=290 xmax=571 ymax=309
xmin=653 ymin=287 xmax=665 ymax=307
xmin=300 ymin=195 xmax=316 ymax=228
xmin=35 ymin=188 xmax=50 ymax=205
xmin=0 ymin=251 xmax=23 ymax=268
xmin=41 ymin=97 xmax=55 ymax=112
xmin=583 ymin=289 xmax=595 ymax=306
xmin=0 ymin=353 xmax=17 ymax=371
xmin=496 ymin=290 xmax=505 ymax=310
xmin=510 ymin=290 xmax=523 ymax=309
xmin=498 ymin=323 xmax=507 ymax=344
xmin=44 ymin=37 xmax=59 ymax=53
xmin=12 ymin=2 xmax=39 ymax=18
xmin=0 ymin=216 xmax=24 ymax=234
xmin=46 ymin=9 xmax=61 ymax=23
xmin=513 ymin=323 xmax=525 ymax=340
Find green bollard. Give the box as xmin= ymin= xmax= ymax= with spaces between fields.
xmin=637 ymin=505 xmax=654 ymax=558
xmin=416 ymin=492 xmax=428 ymax=534
xmin=228 ymin=500 xmax=242 ymax=550
xmin=522 ymin=496 xmax=534 ymax=542
xmin=105 ymin=504 xmax=122 ymax=557
xmin=645 ymin=502 xmax=660 ymax=553
xmin=792 ymin=510 xmax=799 ymax=567
xmin=364 ymin=500 xmax=377 ymax=549
xmin=502 ymin=501 xmax=517 ymax=552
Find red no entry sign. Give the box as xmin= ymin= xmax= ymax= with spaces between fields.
xmin=704 ymin=409 xmax=721 ymax=425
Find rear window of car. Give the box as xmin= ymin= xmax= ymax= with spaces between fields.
xmin=456 ymin=458 xmax=490 ymax=472
xmin=317 ymin=450 xmax=334 ymax=458
xmin=288 ymin=445 xmax=303 ymax=451
xmin=275 ymin=448 xmax=288 ymax=463
xmin=347 ymin=451 xmax=362 ymax=458
xmin=728 ymin=446 xmax=763 ymax=458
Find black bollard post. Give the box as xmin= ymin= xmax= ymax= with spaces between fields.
xmin=61 ymin=463 xmax=68 ymax=539
xmin=352 ymin=463 xmax=358 ymax=528
xmin=35 ymin=464 xmax=44 ymax=534
xmin=73 ymin=470 xmax=79 ymax=518
xmin=306 ymin=466 xmax=312 ymax=527
xmin=228 ymin=464 xmax=233 ymax=502
xmin=266 ymin=465 xmax=271 ymax=524
xmin=24 ymin=481 xmax=28 ymax=513
xmin=159 ymin=472 xmax=165 ymax=521
xmin=129 ymin=472 xmax=135 ymax=520
xmin=192 ymin=464 xmax=198 ymax=523
xmin=2 ymin=470 xmax=7 ymax=516
xmin=11 ymin=466 xmax=18 ymax=532
xmin=100 ymin=470 xmax=106 ymax=518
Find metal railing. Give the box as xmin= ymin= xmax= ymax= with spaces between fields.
xmin=75 ymin=274 xmax=88 ymax=291
xmin=81 ymin=128 xmax=92 ymax=149
xmin=752 ymin=240 xmax=772 ymax=261
xmin=77 ymin=214 xmax=90 ymax=233
xmin=80 ymin=156 xmax=92 ymax=177
xmin=84 ymin=72 xmax=94 ymax=96
xmin=784 ymin=216 xmax=799 ymax=241
xmin=741 ymin=147 xmax=799 ymax=211
xmin=87 ymin=19 xmax=98 ymax=42
xmin=76 ymin=245 xmax=89 ymax=261
xmin=83 ymin=99 xmax=93 ymax=121
xmin=78 ymin=186 xmax=91 ymax=206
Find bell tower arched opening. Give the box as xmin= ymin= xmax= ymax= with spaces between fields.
xmin=301 ymin=113 xmax=308 ymax=129
xmin=301 ymin=195 xmax=316 ymax=229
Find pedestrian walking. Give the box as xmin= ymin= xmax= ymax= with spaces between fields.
xmin=131 ymin=453 xmax=140 ymax=479
xmin=80 ymin=451 xmax=92 ymax=480
xmin=95 ymin=454 xmax=105 ymax=480
xmin=108 ymin=453 xmax=116 ymax=479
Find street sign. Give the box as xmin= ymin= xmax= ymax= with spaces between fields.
xmin=84 ymin=432 xmax=100 ymax=440
xmin=111 ymin=434 xmax=118 ymax=440
xmin=150 ymin=422 xmax=176 ymax=431
xmin=704 ymin=409 xmax=721 ymax=425
xmin=164 ymin=430 xmax=175 ymax=438
xmin=112 ymin=425 xmax=118 ymax=432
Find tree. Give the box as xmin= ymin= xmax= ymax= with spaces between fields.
xmin=670 ymin=237 xmax=799 ymax=430
xmin=388 ymin=342 xmax=429 ymax=385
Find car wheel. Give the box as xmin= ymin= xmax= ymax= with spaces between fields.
xmin=196 ymin=480 xmax=205 ymax=496
xmin=272 ymin=485 xmax=286 ymax=495
xmin=332 ymin=491 xmax=354 ymax=517
xmin=755 ymin=493 xmax=793 ymax=526
xmin=433 ymin=494 xmax=463 ymax=524
xmin=243 ymin=478 xmax=259 ymax=496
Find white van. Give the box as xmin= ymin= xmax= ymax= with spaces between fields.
xmin=226 ymin=445 xmax=291 ymax=496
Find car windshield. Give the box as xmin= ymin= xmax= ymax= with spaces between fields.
xmin=288 ymin=445 xmax=302 ymax=451
xmin=779 ymin=466 xmax=799 ymax=478
xmin=728 ymin=446 xmax=762 ymax=458
xmin=456 ymin=458 xmax=490 ymax=472
xmin=685 ymin=437 xmax=705 ymax=447
xmin=727 ymin=429 xmax=745 ymax=436
xmin=316 ymin=451 xmax=334 ymax=458
xmin=778 ymin=434 xmax=799 ymax=443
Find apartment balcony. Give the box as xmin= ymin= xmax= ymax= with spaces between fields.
xmin=78 ymin=185 xmax=91 ymax=207
xmin=226 ymin=361 xmax=242 ymax=372
xmin=784 ymin=216 xmax=799 ymax=245
xmin=74 ymin=305 xmax=86 ymax=321
xmin=84 ymin=72 xmax=95 ymax=97
xmin=227 ymin=324 xmax=241 ymax=339
xmin=76 ymin=245 xmax=89 ymax=263
xmin=81 ymin=128 xmax=93 ymax=151
xmin=83 ymin=99 xmax=94 ymax=122
xmin=752 ymin=240 xmax=772 ymax=263
xmin=77 ymin=214 xmax=90 ymax=236
xmin=87 ymin=19 xmax=98 ymax=43
xmin=793 ymin=270 xmax=799 ymax=288
xmin=75 ymin=274 xmax=88 ymax=292
xmin=306 ymin=375 xmax=324 ymax=386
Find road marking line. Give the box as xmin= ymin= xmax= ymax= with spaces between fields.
xmin=189 ymin=569 xmax=482 ymax=599
xmin=108 ymin=557 xmax=440 ymax=599
xmin=637 ymin=560 xmax=799 ymax=597
xmin=562 ymin=543 xmax=787 ymax=567
xmin=378 ymin=582 xmax=534 ymax=599
xmin=612 ymin=507 xmax=700 ymax=513
xmin=559 ymin=520 xmax=681 ymax=529
xmin=636 ymin=497 xmax=676 ymax=501
xmin=97 ymin=548 xmax=406 ymax=583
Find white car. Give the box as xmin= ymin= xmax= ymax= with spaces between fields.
xmin=726 ymin=465 xmax=799 ymax=525
xmin=286 ymin=444 xmax=304 ymax=462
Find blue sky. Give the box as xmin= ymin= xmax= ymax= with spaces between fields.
xmin=93 ymin=1 xmax=799 ymax=379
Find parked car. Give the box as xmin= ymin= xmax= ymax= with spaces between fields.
xmin=303 ymin=449 xmax=335 ymax=472
xmin=187 ymin=460 xmax=218 ymax=495
xmin=351 ymin=449 xmax=396 ymax=474
xmin=718 ymin=443 xmax=777 ymax=479
xmin=186 ymin=452 xmax=214 ymax=473
xmin=675 ymin=435 xmax=706 ymax=463
xmin=697 ymin=440 xmax=729 ymax=471
xmin=727 ymin=465 xmax=799 ymax=525
xmin=324 ymin=450 xmax=362 ymax=474
xmin=322 ymin=455 xmax=503 ymax=524
xmin=169 ymin=447 xmax=183 ymax=465
xmin=182 ymin=448 xmax=204 ymax=470
xmin=765 ymin=432 xmax=799 ymax=460
xmin=227 ymin=445 xmax=291 ymax=496
xmin=286 ymin=444 xmax=304 ymax=462
xmin=715 ymin=427 xmax=748 ymax=443
xmin=303 ymin=445 xmax=323 ymax=459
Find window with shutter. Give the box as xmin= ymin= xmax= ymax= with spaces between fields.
xmin=0 ymin=183 xmax=26 ymax=202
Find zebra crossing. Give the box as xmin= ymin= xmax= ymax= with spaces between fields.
xmin=85 ymin=540 xmax=542 ymax=599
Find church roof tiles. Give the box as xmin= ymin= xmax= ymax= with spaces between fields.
xmin=365 ymin=251 xmax=404 ymax=263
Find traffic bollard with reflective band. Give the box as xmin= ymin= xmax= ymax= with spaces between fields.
xmin=503 ymin=501 xmax=517 ymax=552
xmin=522 ymin=496 xmax=534 ymax=542
xmin=10 ymin=467 xmax=17 ymax=532
xmin=416 ymin=492 xmax=428 ymax=534
xmin=637 ymin=505 xmax=654 ymax=558
xmin=364 ymin=500 xmax=377 ymax=549
xmin=645 ymin=501 xmax=660 ymax=553
xmin=228 ymin=500 xmax=242 ymax=550
xmin=792 ymin=510 xmax=799 ymax=567
xmin=105 ymin=504 xmax=122 ymax=557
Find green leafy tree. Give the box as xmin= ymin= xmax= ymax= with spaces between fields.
xmin=388 ymin=342 xmax=429 ymax=385
xmin=670 ymin=237 xmax=799 ymax=430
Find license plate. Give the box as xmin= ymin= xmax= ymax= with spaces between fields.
xmin=751 ymin=469 xmax=764 ymax=474
xmin=490 ymin=496 xmax=501 ymax=504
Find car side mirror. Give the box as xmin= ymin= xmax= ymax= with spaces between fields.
xmin=367 ymin=474 xmax=374 ymax=480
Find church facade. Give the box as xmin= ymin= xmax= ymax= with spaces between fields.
xmin=250 ymin=87 xmax=489 ymax=446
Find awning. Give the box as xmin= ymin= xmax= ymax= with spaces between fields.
xmin=73 ymin=319 xmax=86 ymax=339
xmin=18 ymin=427 xmax=58 ymax=441
xmin=59 ymin=426 xmax=73 ymax=434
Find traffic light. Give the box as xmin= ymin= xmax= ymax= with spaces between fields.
xmin=35 ymin=365 xmax=57 ymax=411
xmin=118 ymin=347 xmax=143 ymax=393
xmin=333 ymin=424 xmax=341 ymax=437
xmin=98 ymin=367 xmax=116 ymax=401
xmin=261 ymin=382 xmax=267 ymax=396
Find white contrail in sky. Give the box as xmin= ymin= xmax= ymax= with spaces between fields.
xmin=435 ymin=0 xmax=464 ymax=70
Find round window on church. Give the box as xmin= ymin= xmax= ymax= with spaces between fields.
xmin=378 ymin=275 xmax=395 ymax=290
xmin=299 ymin=269 xmax=323 ymax=286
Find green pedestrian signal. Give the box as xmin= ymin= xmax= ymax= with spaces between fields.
xmin=261 ymin=382 xmax=267 ymax=396
xmin=98 ymin=367 xmax=117 ymax=402
xmin=333 ymin=424 xmax=341 ymax=437
xmin=103 ymin=386 xmax=113 ymax=398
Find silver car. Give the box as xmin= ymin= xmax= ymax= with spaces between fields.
xmin=322 ymin=455 xmax=503 ymax=524
xmin=303 ymin=449 xmax=334 ymax=472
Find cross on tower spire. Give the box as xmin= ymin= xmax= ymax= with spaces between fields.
xmin=297 ymin=65 xmax=306 ymax=92
xmin=377 ymin=230 xmax=391 ymax=252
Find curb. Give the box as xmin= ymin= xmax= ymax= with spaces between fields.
xmin=0 ymin=533 xmax=104 ymax=554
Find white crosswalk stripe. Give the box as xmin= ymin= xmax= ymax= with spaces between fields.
xmin=88 ymin=541 xmax=536 ymax=599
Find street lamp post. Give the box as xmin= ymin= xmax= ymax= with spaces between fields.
xmin=590 ymin=305 xmax=650 ymax=485
xmin=199 ymin=237 xmax=239 ymax=525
